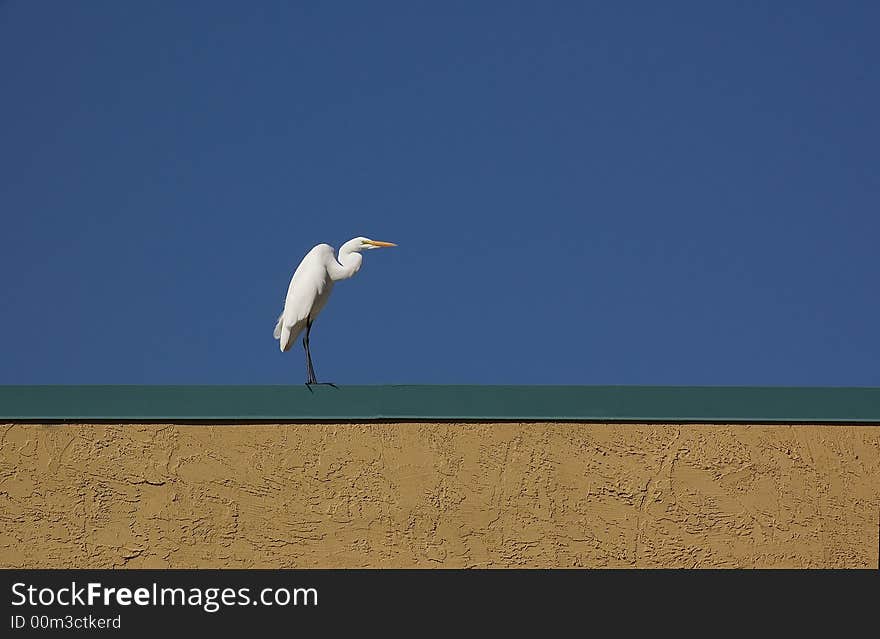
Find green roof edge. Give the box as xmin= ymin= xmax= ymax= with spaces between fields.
xmin=1 ymin=385 xmax=879 ymax=423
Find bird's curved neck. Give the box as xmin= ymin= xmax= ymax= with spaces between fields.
xmin=327 ymin=243 xmax=362 ymax=281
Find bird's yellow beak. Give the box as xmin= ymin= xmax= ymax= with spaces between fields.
xmin=365 ymin=240 xmax=397 ymax=247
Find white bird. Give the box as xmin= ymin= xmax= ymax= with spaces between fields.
xmin=274 ymin=237 xmax=397 ymax=384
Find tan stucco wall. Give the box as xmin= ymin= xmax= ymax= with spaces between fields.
xmin=1 ymin=422 xmax=878 ymax=568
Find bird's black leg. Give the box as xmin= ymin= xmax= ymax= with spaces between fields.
xmin=303 ymin=318 xmax=317 ymax=385
xmin=302 ymin=318 xmax=337 ymax=388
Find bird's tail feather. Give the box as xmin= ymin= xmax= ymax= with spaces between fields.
xmin=273 ymin=313 xmax=283 ymax=340
xmin=279 ymin=320 xmax=306 ymax=352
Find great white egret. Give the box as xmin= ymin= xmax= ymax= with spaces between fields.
xmin=274 ymin=237 xmax=397 ymax=384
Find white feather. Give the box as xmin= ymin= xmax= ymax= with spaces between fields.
xmin=273 ymin=237 xmax=394 ymax=368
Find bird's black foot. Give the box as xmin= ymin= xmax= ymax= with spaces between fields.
xmin=305 ymin=381 xmax=338 ymax=389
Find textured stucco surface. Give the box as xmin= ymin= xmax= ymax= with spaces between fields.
xmin=1 ymin=422 xmax=878 ymax=568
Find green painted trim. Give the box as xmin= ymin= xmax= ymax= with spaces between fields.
xmin=0 ymin=385 xmax=879 ymax=423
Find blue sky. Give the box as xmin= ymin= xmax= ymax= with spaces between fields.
xmin=1 ymin=1 xmax=878 ymax=386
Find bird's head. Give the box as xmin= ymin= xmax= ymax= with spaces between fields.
xmin=356 ymin=237 xmax=397 ymax=251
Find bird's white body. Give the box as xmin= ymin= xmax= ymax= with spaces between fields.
xmin=274 ymin=244 xmax=347 ymax=352
xmin=274 ymin=238 xmax=395 ymax=358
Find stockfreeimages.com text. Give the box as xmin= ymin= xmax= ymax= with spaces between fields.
xmin=11 ymin=582 xmax=317 ymax=613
